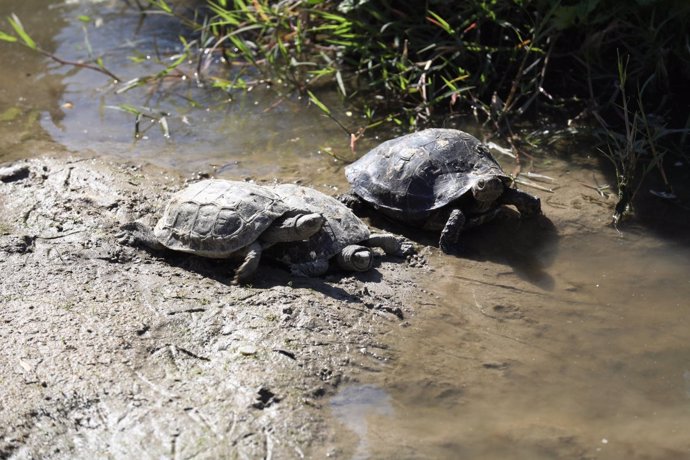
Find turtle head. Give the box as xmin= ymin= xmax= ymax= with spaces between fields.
xmin=261 ymin=212 xmax=325 ymax=243
xmin=295 ymin=213 xmax=326 ymax=238
xmin=471 ymin=177 xmax=504 ymax=203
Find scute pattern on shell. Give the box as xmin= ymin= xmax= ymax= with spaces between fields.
xmin=153 ymin=180 xmax=290 ymax=258
xmin=266 ymin=184 xmax=370 ymax=264
xmin=345 ymin=129 xmax=508 ymax=220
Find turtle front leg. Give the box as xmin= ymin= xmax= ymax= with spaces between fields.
xmin=439 ymin=208 xmax=466 ymax=254
xmin=337 ymin=192 xmax=368 ymax=215
xmin=336 ymin=245 xmax=374 ymax=272
xmin=364 ymin=233 xmax=416 ymax=257
xmin=118 ymin=222 xmax=167 ymax=251
xmin=233 ymin=241 xmax=262 ymax=285
xmin=499 ymin=187 xmax=541 ymax=217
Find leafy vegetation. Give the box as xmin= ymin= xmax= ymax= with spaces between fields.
xmin=161 ymin=0 xmax=688 ymax=222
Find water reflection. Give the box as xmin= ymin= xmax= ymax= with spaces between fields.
xmin=1 ymin=0 xmax=354 ymax=185
xmin=330 ymin=384 xmax=394 ymax=460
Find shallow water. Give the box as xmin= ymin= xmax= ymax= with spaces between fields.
xmin=0 ymin=0 xmax=354 ymax=184
xmin=331 ymin=231 xmax=690 ymax=459
xmin=2 ymin=2 xmax=690 ymax=459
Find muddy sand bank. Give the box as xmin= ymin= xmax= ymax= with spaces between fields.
xmin=0 ymin=157 xmax=426 ymax=458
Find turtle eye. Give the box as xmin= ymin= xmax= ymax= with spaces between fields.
xmin=477 ymin=179 xmax=485 ymax=189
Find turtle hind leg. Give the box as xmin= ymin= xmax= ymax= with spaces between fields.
xmin=233 ymin=241 xmax=262 ymax=285
xmin=500 ymin=187 xmax=541 ymax=217
xmin=439 ymin=208 xmax=465 ymax=254
xmin=118 ymin=222 xmax=166 ymax=251
xmin=364 ymin=233 xmax=416 ymax=257
xmin=336 ymin=245 xmax=374 ymax=272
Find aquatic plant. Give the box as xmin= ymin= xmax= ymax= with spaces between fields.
xmin=594 ymin=53 xmax=684 ymax=226
xmin=0 ymin=14 xmax=121 ymax=81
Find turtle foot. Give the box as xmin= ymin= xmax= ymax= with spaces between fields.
xmin=336 ymin=245 xmax=373 ymax=272
xmin=398 ymin=240 xmax=417 ymax=257
xmin=290 ymin=259 xmax=330 ymax=277
xmin=522 ymin=195 xmax=542 ymax=217
xmin=233 ymin=242 xmax=262 ymax=285
xmin=439 ymin=208 xmax=465 ymax=254
xmin=366 ymin=233 xmax=416 ymax=257
xmin=438 ymin=236 xmax=459 ymax=255
xmin=501 ymin=188 xmax=542 ymax=217
xmin=117 ymin=222 xmax=165 ymax=251
xmin=337 ymin=192 xmax=368 ymax=215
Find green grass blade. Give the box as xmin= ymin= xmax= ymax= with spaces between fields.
xmin=150 ymin=0 xmax=172 ymax=14
xmin=0 ymin=30 xmax=17 ymax=42
xmin=307 ymin=90 xmax=331 ymax=115
xmin=8 ymin=14 xmax=36 ymax=49
xmin=427 ymin=11 xmax=454 ymax=35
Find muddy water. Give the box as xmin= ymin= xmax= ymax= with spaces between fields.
xmin=331 ymin=230 xmax=690 ymax=458
xmin=2 ymin=2 xmax=690 ymax=459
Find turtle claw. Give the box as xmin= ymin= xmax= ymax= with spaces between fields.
xmin=116 ymin=224 xmax=138 ymax=247
xmin=117 ymin=233 xmax=133 ymax=246
xmin=439 ymin=237 xmax=458 ymax=255
xmin=398 ymin=239 xmax=417 ymax=257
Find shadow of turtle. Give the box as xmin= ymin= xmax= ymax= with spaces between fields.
xmin=459 ymin=210 xmax=559 ymax=290
xmin=256 ymin=261 xmax=386 ymax=301
xmin=362 ymin=208 xmax=559 ymax=290
xmin=124 ymin=239 xmax=392 ymax=300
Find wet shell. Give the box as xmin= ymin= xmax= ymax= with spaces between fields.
xmin=345 ymin=128 xmax=509 ymax=220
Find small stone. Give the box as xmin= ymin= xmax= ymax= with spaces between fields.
xmin=0 ymin=164 xmax=30 ymax=183
xmin=238 ymin=344 xmax=257 ymax=356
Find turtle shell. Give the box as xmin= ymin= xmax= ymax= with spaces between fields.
xmin=345 ymin=128 xmax=509 ymax=220
xmin=265 ymin=184 xmax=370 ymax=265
xmin=153 ymin=180 xmax=290 ymax=258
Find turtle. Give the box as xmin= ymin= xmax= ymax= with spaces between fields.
xmin=340 ymin=128 xmax=542 ymax=253
xmin=118 ymin=179 xmax=325 ymax=284
xmin=264 ymin=184 xmax=410 ymax=277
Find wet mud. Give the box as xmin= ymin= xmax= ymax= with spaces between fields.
xmin=2 ymin=151 xmax=690 ymax=459
xmin=0 ymin=156 xmax=425 ymax=458
xmin=3 ymin=1 xmax=690 ymax=458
